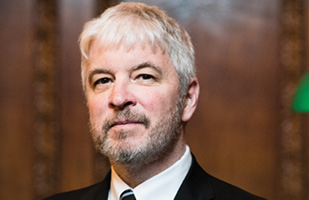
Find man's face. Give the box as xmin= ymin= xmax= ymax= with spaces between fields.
xmin=85 ymin=41 xmax=185 ymax=167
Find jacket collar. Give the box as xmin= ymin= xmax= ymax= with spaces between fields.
xmin=96 ymin=154 xmax=215 ymax=200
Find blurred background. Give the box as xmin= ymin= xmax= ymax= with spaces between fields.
xmin=0 ymin=0 xmax=308 ymax=199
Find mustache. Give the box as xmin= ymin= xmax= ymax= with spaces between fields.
xmin=102 ymin=108 xmax=150 ymax=133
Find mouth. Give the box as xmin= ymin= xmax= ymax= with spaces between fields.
xmin=111 ymin=120 xmax=143 ymax=128
xmin=103 ymin=112 xmax=150 ymax=133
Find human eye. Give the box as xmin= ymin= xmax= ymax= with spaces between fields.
xmin=134 ymin=73 xmax=158 ymax=84
xmin=92 ymin=77 xmax=113 ymax=88
xmin=132 ymin=64 xmax=162 ymax=85
xmin=136 ymin=74 xmax=155 ymax=80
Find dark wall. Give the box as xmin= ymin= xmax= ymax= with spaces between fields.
xmin=0 ymin=0 xmax=307 ymax=199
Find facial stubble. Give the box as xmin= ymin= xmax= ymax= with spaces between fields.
xmin=91 ymin=98 xmax=184 ymax=171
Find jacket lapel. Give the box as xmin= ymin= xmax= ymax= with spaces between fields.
xmin=174 ymin=154 xmax=215 ymax=200
xmin=96 ymin=155 xmax=215 ymax=200
xmin=91 ymin=171 xmax=111 ymax=200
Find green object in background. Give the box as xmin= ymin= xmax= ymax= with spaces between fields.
xmin=292 ymin=72 xmax=309 ymax=112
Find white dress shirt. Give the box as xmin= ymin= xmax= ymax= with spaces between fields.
xmin=108 ymin=145 xmax=192 ymax=200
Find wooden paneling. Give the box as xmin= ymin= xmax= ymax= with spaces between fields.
xmin=306 ymin=0 xmax=309 ymax=197
xmin=0 ymin=1 xmax=35 ymax=199
xmin=58 ymin=0 xmax=96 ymax=193
xmin=32 ymin=0 xmax=61 ymax=199
xmin=0 ymin=0 xmax=308 ymax=199
xmin=190 ymin=2 xmax=280 ymax=199
xmin=280 ymin=0 xmax=308 ymax=199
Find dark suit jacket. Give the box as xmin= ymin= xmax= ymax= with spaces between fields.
xmin=44 ymin=155 xmax=265 ymax=200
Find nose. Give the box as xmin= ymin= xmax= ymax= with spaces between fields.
xmin=109 ymin=80 xmax=136 ymax=110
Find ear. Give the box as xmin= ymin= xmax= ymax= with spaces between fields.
xmin=182 ymin=78 xmax=200 ymax=122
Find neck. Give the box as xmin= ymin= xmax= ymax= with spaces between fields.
xmin=111 ymin=136 xmax=187 ymax=188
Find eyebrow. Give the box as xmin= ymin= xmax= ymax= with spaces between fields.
xmin=133 ymin=62 xmax=163 ymax=76
xmin=88 ymin=68 xmax=112 ymax=85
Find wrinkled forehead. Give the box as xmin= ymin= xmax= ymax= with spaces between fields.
xmin=89 ymin=37 xmax=166 ymax=58
xmin=93 ymin=25 xmax=166 ymax=54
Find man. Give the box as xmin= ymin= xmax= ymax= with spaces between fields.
xmin=45 ymin=2 xmax=265 ymax=200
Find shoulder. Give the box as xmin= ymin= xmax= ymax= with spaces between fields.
xmin=43 ymin=182 xmax=103 ymax=200
xmin=43 ymin=173 xmax=111 ymax=200
xmin=206 ymin=172 xmax=266 ymax=200
xmin=177 ymin=155 xmax=266 ymax=200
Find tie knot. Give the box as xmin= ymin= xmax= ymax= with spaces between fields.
xmin=120 ymin=189 xmax=136 ymax=200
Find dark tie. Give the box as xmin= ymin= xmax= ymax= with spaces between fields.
xmin=120 ymin=189 xmax=136 ymax=200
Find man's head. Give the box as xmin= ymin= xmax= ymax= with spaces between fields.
xmin=79 ymin=2 xmax=195 ymax=97
xmin=79 ymin=2 xmax=199 ymax=169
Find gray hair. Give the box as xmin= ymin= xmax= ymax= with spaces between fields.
xmin=79 ymin=2 xmax=195 ymax=96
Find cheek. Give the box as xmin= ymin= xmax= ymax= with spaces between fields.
xmin=139 ymin=90 xmax=161 ymax=107
xmin=87 ymin=96 xmax=108 ymax=122
xmin=140 ymin=90 xmax=178 ymax=116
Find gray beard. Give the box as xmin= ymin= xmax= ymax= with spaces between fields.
xmin=91 ymin=97 xmax=184 ymax=171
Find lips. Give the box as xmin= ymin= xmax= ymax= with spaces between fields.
xmin=111 ymin=120 xmax=142 ymax=127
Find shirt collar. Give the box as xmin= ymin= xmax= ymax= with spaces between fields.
xmin=108 ymin=145 xmax=192 ymax=200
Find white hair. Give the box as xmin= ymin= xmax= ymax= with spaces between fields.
xmin=79 ymin=2 xmax=195 ymax=96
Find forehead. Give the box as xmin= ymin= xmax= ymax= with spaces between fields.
xmin=87 ymin=39 xmax=174 ymax=71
